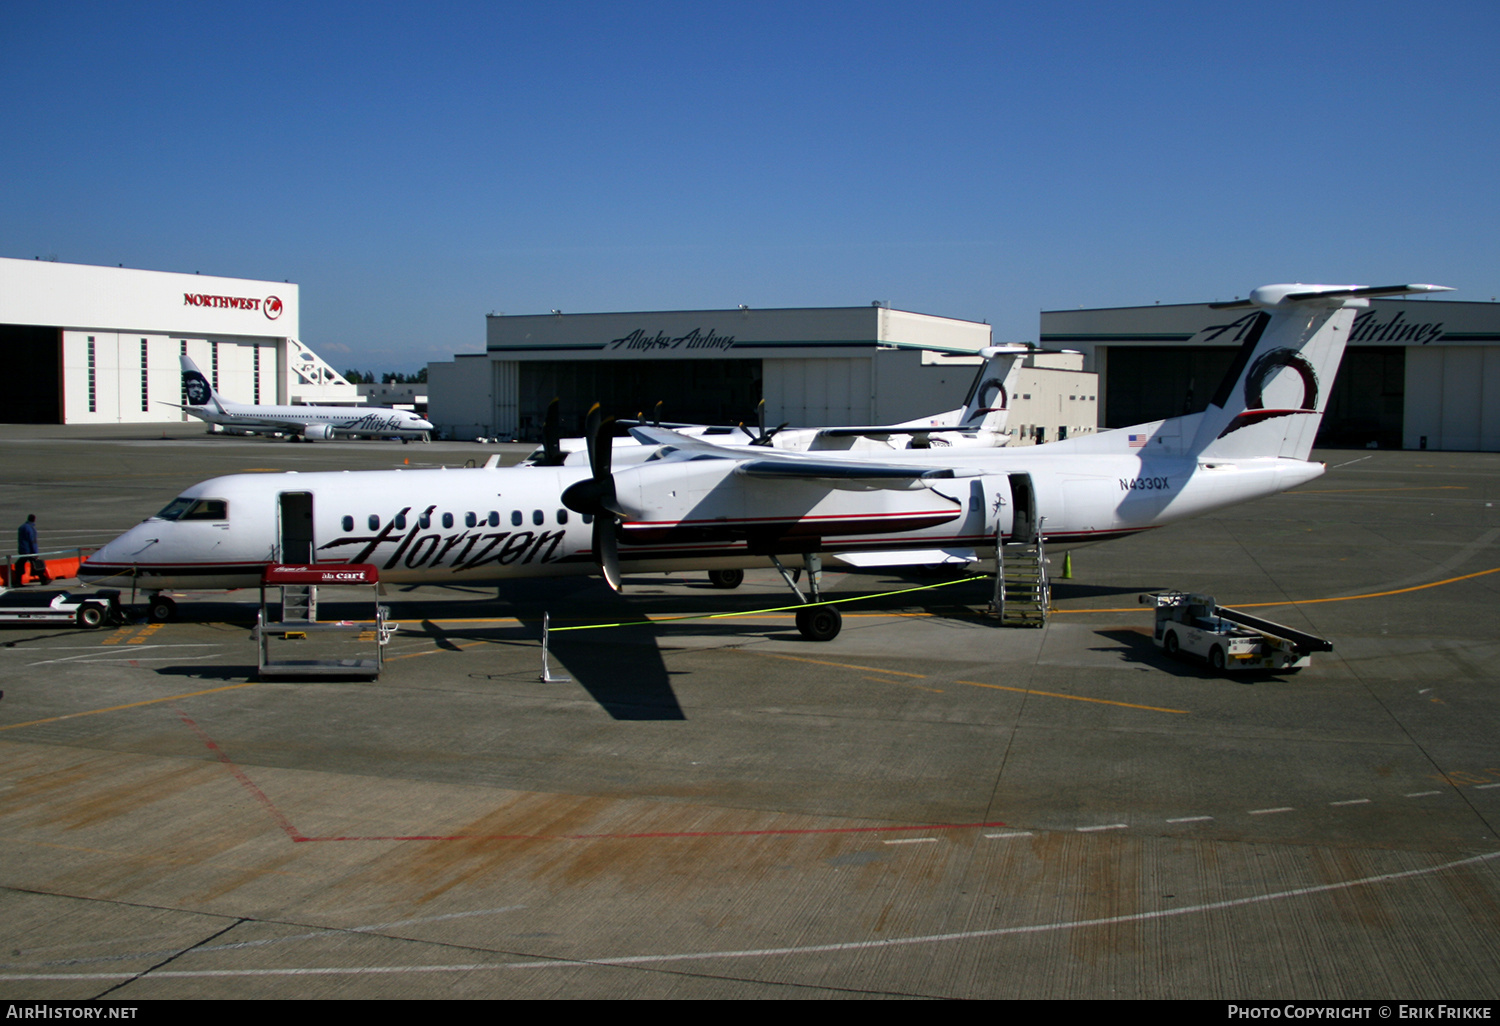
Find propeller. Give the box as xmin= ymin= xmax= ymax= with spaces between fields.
xmin=533 ymin=398 xmax=566 ymax=466
xmin=560 ymin=403 xmax=624 ymax=591
xmin=738 ymin=400 xmax=789 ymax=447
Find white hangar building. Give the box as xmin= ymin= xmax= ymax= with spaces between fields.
xmin=1042 ymin=295 xmax=1500 ymax=451
xmin=0 ymin=257 xmax=356 ymax=424
xmin=429 ymin=305 xmax=1098 ymax=443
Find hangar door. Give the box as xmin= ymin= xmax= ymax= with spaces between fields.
xmin=0 ymin=325 xmax=61 ymax=423
xmin=516 ymin=359 xmax=761 ymax=439
xmin=1103 ymin=345 xmax=1404 ymax=449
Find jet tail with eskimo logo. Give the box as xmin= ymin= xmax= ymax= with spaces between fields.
xmin=178 ymin=354 xmax=228 ymax=415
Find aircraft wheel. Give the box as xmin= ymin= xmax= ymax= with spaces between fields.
xmin=1163 ymin=631 xmax=1180 ymax=657
xmin=795 ymin=605 xmax=842 ymax=642
xmin=1209 ymin=645 xmax=1227 ymax=673
xmin=148 ymin=596 xmax=177 ymax=623
xmin=707 ymin=569 xmax=744 ymax=590
xmin=75 ymin=603 xmax=106 ymax=629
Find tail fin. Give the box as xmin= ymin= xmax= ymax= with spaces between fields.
xmin=1189 ymin=283 xmax=1452 ymax=460
xmin=959 ymin=345 xmax=1029 ymax=428
xmin=179 ymin=354 xmax=226 ymax=414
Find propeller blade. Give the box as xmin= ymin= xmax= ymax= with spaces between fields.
xmin=584 ymin=403 xmax=603 ymax=472
xmin=563 ymin=403 xmax=625 ymax=591
xmin=540 ymin=397 xmax=563 ymax=465
xmin=594 ymin=515 xmax=622 ymax=592
xmin=562 ymin=404 xmax=622 ymax=516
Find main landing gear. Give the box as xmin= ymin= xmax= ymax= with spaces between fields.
xmin=707 ymin=568 xmax=744 ymax=590
xmin=770 ymin=553 xmax=842 ymax=642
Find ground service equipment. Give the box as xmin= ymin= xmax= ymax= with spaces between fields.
xmin=1145 ymin=591 xmax=1332 ymax=673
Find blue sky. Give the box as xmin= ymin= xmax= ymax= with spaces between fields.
xmin=5 ymin=1 xmax=1497 ymax=372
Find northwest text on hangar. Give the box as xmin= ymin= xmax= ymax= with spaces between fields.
xmin=606 ymin=328 xmax=736 ymax=352
xmin=182 ymin=292 xmax=284 ymax=320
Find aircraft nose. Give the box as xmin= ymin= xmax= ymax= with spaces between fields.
xmin=80 ymin=526 xmax=157 ymax=584
xmin=78 ymin=542 xmax=114 ymax=583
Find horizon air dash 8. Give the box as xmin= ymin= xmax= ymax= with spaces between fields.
xmin=81 ymin=283 xmax=1451 ymax=638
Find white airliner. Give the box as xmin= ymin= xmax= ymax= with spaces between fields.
xmin=83 ymin=283 xmax=1449 ymax=637
xmin=521 ymin=344 xmax=1029 ymax=465
xmin=169 ymin=355 xmax=434 ymax=442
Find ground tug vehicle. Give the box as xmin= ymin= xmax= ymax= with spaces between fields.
xmin=0 ymin=588 xmax=123 ymax=628
xmin=1144 ymin=592 xmax=1332 ymax=673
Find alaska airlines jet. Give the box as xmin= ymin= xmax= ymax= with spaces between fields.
xmin=84 ymin=284 xmax=1449 ymax=637
xmin=170 ymin=355 xmax=434 ymax=442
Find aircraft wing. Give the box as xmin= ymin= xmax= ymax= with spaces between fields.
xmin=627 ymin=425 xmax=978 ymax=482
xmin=812 ymin=423 xmax=977 ymax=441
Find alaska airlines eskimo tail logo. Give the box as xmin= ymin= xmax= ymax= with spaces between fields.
xmin=183 ymin=370 xmax=213 ymax=407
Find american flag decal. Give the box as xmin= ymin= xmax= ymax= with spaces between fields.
xmin=1128 ymin=434 xmax=1146 ymax=447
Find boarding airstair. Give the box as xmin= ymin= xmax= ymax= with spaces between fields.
xmin=996 ymin=542 xmax=1048 ymax=627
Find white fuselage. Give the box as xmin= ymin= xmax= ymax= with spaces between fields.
xmin=184 ymin=401 xmax=434 ymax=438
xmin=79 ymin=447 xmax=1324 ymax=591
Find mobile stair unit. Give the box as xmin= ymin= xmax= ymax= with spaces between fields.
xmin=256 ymin=563 xmax=395 ymax=679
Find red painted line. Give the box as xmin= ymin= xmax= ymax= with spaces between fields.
xmin=174 ymin=709 xmax=307 ymax=842
xmin=166 ymin=710 xmax=1010 ymax=845
xmin=291 ymin=820 xmax=1009 ymax=844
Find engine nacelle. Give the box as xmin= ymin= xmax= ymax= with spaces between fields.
xmin=302 ymin=424 xmax=336 ymax=441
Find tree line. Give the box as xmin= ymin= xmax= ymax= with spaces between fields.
xmin=342 ymin=368 xmax=429 ymax=385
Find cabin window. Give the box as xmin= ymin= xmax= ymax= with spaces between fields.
xmin=368 ymin=515 xmax=380 ymax=531
xmin=442 ymin=512 xmax=454 ymax=529
xmin=557 ymin=509 xmax=568 ymax=525
xmin=156 ymin=497 xmax=228 ymax=522
xmin=511 ymin=510 xmax=523 ymax=527
xmin=418 ymin=512 xmax=431 ymax=529
xmin=341 ymin=516 xmax=354 ymax=532
xmin=532 ymin=509 xmax=544 ymax=526
xmin=465 ymin=512 xmax=477 ymax=528
xmin=488 ymin=511 xmax=500 ymax=527
xmin=582 ymin=513 xmax=593 ymax=525
xmin=395 ymin=513 xmax=407 ymax=530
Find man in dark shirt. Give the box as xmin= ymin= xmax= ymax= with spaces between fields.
xmin=17 ymin=514 xmax=50 ymax=585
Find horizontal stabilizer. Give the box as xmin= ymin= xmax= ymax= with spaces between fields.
xmin=1209 ymin=283 xmax=1453 ymax=309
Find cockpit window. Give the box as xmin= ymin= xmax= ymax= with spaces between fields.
xmin=156 ymin=497 xmax=228 ymax=521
